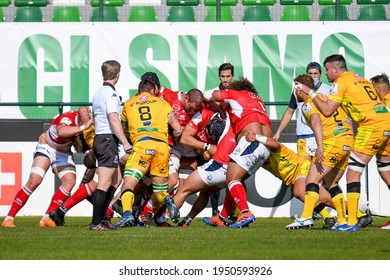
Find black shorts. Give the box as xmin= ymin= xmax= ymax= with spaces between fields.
xmin=93 ymin=134 xmax=119 ymax=168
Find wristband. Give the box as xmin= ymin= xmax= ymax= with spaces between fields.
xmin=204 ymin=143 xmax=211 ymax=151
xmin=308 ymin=89 xmax=317 ymax=99
xmin=173 ymin=128 xmax=182 ymax=138
xmin=80 ymin=125 xmax=86 ymax=131
xmin=255 ymin=134 xmax=267 ymax=145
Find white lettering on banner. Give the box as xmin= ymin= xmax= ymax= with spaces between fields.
xmin=1 ymin=22 xmax=390 ymax=120
xmin=0 ymin=159 xmax=15 ymax=200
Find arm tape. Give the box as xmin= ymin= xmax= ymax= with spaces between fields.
xmin=255 ymin=134 xmax=267 ymax=145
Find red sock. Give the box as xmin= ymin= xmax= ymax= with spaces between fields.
xmin=44 ymin=185 xmax=70 ymax=215
xmin=141 ymin=199 xmax=154 ymax=215
xmin=7 ymin=186 xmax=33 ymax=217
xmin=227 ymin=180 xmax=249 ymax=212
xmin=106 ymin=205 xmax=113 ymax=219
xmin=220 ymin=189 xmax=235 ymax=218
xmin=63 ymin=183 xmax=92 ymax=211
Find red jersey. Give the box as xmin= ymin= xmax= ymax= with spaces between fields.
xmin=159 ymin=89 xmax=196 ymax=126
xmin=219 ymin=89 xmax=271 ymax=135
xmin=159 ymin=87 xmax=200 ymax=146
xmin=48 ymin=110 xmax=79 ymax=144
xmin=188 ymin=108 xmax=218 ymax=144
xmin=212 ymin=121 xmax=236 ymax=165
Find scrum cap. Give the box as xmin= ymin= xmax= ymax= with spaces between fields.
xmin=206 ymin=118 xmax=226 ymax=143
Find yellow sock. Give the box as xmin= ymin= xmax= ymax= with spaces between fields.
xmin=347 ymin=192 xmax=360 ymax=226
xmin=332 ymin=193 xmax=347 ymax=224
xmin=121 ymin=191 xmax=135 ymax=213
xmin=357 ymin=209 xmax=366 ymax=218
xmin=301 ymin=191 xmax=319 ymax=219
xmin=156 ymin=191 xmax=169 ymax=205
xmin=318 ymin=208 xmax=332 ymax=219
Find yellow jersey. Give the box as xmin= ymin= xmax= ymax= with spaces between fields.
xmin=82 ymin=124 xmax=95 ymax=149
xmin=302 ymin=94 xmax=352 ymax=140
xmin=121 ymin=92 xmax=172 ymax=144
xmin=327 ymin=71 xmax=390 ymax=126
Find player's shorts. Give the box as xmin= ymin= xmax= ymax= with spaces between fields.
xmin=197 ymin=159 xmax=227 ymax=188
xmin=34 ymin=143 xmax=75 ymax=169
xmin=297 ymin=134 xmax=317 ymax=158
xmin=378 ymin=142 xmax=390 ymax=157
xmin=353 ymin=126 xmax=390 ymax=156
xmin=93 ymin=134 xmax=119 ymax=168
xmin=125 ymin=138 xmax=170 ymax=178
xmin=320 ymin=134 xmax=353 ymax=170
xmin=230 ymin=137 xmax=271 ymax=175
xmin=171 ymin=143 xmax=198 ymax=158
xmin=118 ymin=143 xmax=126 ymax=159
xmin=289 ymin=160 xmax=310 ymax=186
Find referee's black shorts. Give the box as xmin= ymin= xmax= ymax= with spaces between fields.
xmin=93 ymin=134 xmax=119 ymax=168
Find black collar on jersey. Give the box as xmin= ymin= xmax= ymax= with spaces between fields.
xmin=103 ymin=81 xmax=116 ymax=91
xmin=218 ymin=83 xmax=226 ymax=90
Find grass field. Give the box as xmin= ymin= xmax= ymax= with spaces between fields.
xmin=1 ymin=216 xmax=390 ymax=260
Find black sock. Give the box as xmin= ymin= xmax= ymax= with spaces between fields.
xmin=101 ymin=186 xmax=116 ymax=220
xmin=92 ymin=189 xmax=106 ymax=225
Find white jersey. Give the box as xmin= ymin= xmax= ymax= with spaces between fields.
xmin=293 ymin=82 xmax=331 ymax=137
xmin=92 ymin=82 xmax=122 ymax=135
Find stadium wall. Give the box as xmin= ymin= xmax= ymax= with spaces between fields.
xmin=0 ymin=21 xmax=390 ymax=217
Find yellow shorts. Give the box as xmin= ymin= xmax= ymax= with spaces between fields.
xmin=290 ymin=160 xmax=310 ymax=186
xmin=354 ymin=126 xmax=390 ymax=156
xmin=318 ymin=134 xmax=353 ymax=170
xmin=125 ymin=139 xmax=170 ymax=178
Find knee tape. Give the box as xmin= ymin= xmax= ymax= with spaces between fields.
xmin=169 ymin=156 xmax=180 ymax=175
xmin=58 ymin=167 xmax=76 ymax=179
xmin=30 ymin=167 xmax=46 ymax=178
xmin=93 ymin=172 xmax=99 ymax=182
xmin=377 ymin=159 xmax=390 ymax=172
xmin=348 ymin=152 xmax=367 ymax=173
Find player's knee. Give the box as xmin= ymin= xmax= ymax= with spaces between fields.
xmin=30 ymin=166 xmax=46 ymax=178
xmin=348 ymin=152 xmax=367 ymax=173
xmin=377 ymin=158 xmax=390 ymax=172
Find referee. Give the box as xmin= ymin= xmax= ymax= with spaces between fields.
xmin=90 ymin=60 xmax=132 ymax=231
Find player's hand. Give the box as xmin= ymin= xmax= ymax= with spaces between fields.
xmin=315 ymin=145 xmax=325 ymax=163
xmin=245 ymin=131 xmax=257 ymax=142
xmin=124 ymin=143 xmax=134 ymax=154
xmin=84 ymin=118 xmax=94 ymax=129
xmin=203 ymin=151 xmax=211 ymax=161
xmin=38 ymin=132 xmax=46 ymax=144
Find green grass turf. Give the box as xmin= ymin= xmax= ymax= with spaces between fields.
xmin=1 ymin=216 xmax=390 ymax=260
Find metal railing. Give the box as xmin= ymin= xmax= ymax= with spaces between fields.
xmin=0 ymin=101 xmax=289 ymax=116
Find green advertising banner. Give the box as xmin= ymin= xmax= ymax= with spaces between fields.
xmin=0 ymin=21 xmax=388 ymax=120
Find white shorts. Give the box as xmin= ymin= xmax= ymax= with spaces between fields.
xmin=118 ymin=143 xmax=126 ymax=159
xmin=305 ymin=136 xmax=317 ymax=157
xmin=229 ymin=137 xmax=271 ymax=175
xmin=198 ymin=159 xmax=227 ymax=188
xmin=35 ymin=143 xmax=75 ymax=169
xmin=170 ymin=143 xmax=198 ymax=158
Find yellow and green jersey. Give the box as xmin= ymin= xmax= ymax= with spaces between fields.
xmin=121 ymin=92 xmax=172 ymax=144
